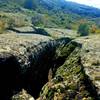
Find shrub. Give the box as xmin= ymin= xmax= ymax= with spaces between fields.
xmin=77 ymin=23 xmax=90 ymax=36
xmin=24 ymin=0 xmax=36 ymax=10
xmin=65 ymin=24 xmax=72 ymax=29
xmin=31 ymin=14 xmax=45 ymax=26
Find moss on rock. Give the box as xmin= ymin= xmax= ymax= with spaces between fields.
xmin=38 ymin=41 xmax=99 ymax=100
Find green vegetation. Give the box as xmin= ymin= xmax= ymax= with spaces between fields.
xmin=0 ymin=12 xmax=31 ymax=33
xmin=0 ymin=0 xmax=100 ymax=32
xmin=0 ymin=0 xmax=100 ymax=35
xmin=77 ymin=23 xmax=90 ymax=36
xmin=39 ymin=41 xmax=98 ymax=99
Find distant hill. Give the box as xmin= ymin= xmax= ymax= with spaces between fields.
xmin=1 ymin=0 xmax=100 ymax=17
xmin=0 ymin=0 xmax=100 ymax=29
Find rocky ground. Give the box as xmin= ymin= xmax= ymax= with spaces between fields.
xmin=75 ymin=35 xmax=100 ymax=96
xmin=45 ymin=28 xmax=77 ymax=38
xmin=0 ymin=33 xmax=54 ymax=99
xmin=0 ymin=30 xmax=100 ymax=100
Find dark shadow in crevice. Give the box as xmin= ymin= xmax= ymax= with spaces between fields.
xmin=0 ymin=38 xmax=74 ymax=99
xmin=0 ymin=53 xmax=22 ymax=100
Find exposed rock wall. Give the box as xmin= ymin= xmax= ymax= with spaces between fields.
xmin=38 ymin=40 xmax=99 ymax=100
xmin=0 ymin=34 xmax=71 ymax=99
xmin=0 ymin=34 xmax=99 ymax=100
xmin=75 ymin=35 xmax=100 ymax=97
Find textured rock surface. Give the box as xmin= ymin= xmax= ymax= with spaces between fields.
xmin=45 ymin=28 xmax=77 ymax=38
xmin=0 ymin=33 xmax=100 ymax=100
xmin=38 ymin=40 xmax=99 ymax=100
xmin=8 ymin=26 xmax=49 ymax=36
xmin=0 ymin=33 xmax=71 ymax=99
xmin=0 ymin=33 xmax=54 ymax=99
xmin=12 ymin=89 xmax=35 ymax=100
xmin=75 ymin=35 xmax=100 ymax=96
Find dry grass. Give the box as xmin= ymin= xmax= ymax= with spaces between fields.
xmin=0 ymin=12 xmax=31 ymax=31
xmin=0 ymin=20 xmax=7 ymax=34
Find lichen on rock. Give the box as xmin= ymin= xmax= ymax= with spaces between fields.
xmin=38 ymin=41 xmax=99 ymax=100
xmin=0 ymin=33 xmax=100 ymax=100
xmin=12 ymin=89 xmax=35 ymax=100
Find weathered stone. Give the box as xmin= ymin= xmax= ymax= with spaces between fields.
xmin=0 ymin=33 xmax=100 ymax=100
xmin=0 ymin=33 xmax=72 ymax=99
xmin=75 ymin=35 xmax=100 ymax=96
xmin=12 ymin=89 xmax=35 ymax=100
xmin=38 ymin=40 xmax=99 ymax=100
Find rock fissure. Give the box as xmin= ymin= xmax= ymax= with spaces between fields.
xmin=0 ymin=37 xmax=72 ymax=99
xmin=0 ymin=36 xmax=99 ymax=100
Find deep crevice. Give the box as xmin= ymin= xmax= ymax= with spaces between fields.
xmin=0 ymin=45 xmax=67 ymax=100
xmin=0 ymin=54 xmax=22 ymax=100
xmin=0 ymin=39 xmax=77 ymax=100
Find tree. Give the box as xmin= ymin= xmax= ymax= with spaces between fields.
xmin=24 ymin=0 xmax=35 ymax=10
xmin=31 ymin=15 xmax=42 ymax=26
xmin=77 ymin=23 xmax=89 ymax=36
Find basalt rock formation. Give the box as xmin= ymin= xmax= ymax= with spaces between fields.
xmin=0 ymin=33 xmax=99 ymax=100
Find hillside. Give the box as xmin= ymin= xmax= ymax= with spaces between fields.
xmin=1 ymin=0 xmax=100 ymax=17
xmin=0 ymin=0 xmax=100 ymax=30
xmin=0 ymin=0 xmax=100 ymax=100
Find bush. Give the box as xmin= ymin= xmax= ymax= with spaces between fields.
xmin=65 ymin=24 xmax=72 ymax=29
xmin=24 ymin=0 xmax=36 ymax=10
xmin=31 ymin=15 xmax=43 ymax=26
xmin=77 ymin=23 xmax=89 ymax=36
